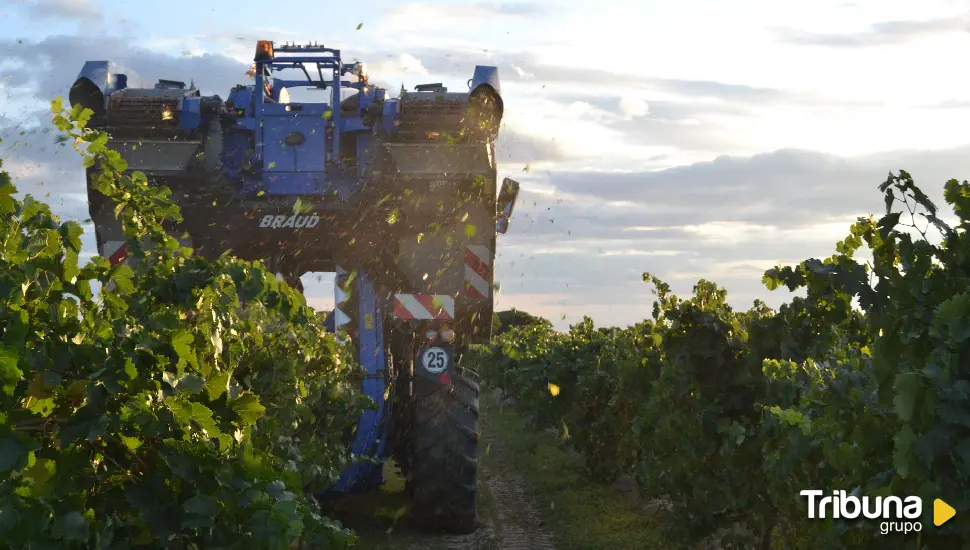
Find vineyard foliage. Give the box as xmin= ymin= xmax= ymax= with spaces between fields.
xmin=471 ymin=171 xmax=970 ymax=549
xmin=0 ymin=101 xmax=370 ymax=548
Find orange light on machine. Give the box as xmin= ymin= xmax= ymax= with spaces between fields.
xmin=255 ymin=40 xmax=274 ymax=62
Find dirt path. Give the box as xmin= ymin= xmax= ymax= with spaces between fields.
xmin=479 ymin=464 xmax=556 ymax=549
xmin=332 ymin=390 xmax=556 ymax=549
xmin=476 ymin=393 xmax=557 ymax=550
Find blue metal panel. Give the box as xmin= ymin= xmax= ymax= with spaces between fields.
xmin=470 ymin=65 xmax=501 ymax=96
xmin=180 ymin=97 xmax=201 ymax=130
xmin=76 ymin=61 xmax=108 ymax=91
xmin=220 ymin=133 xmax=250 ymax=180
xmin=260 ymin=172 xmax=326 ymax=195
xmin=249 ymin=42 xmax=350 ymax=167
xmin=340 ymin=118 xmax=366 ymax=133
xmin=69 ymin=61 xmax=110 ymax=112
xmin=334 ymin=272 xmax=388 ymax=492
xmin=259 ymin=103 xmax=329 ymax=116
xmin=381 ymin=100 xmax=399 ymax=134
xmin=71 ymin=61 xmax=142 ymax=106
xmin=235 ymin=119 xmax=257 ymax=131
xmin=227 ymin=86 xmax=254 ymax=116
xmin=273 ymin=79 xmax=327 ymax=90
xmin=261 ymin=113 xmax=328 ymax=173
xmin=330 ymin=74 xmax=342 ymax=160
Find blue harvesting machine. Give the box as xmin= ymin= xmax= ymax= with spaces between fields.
xmin=69 ymin=40 xmax=520 ymax=533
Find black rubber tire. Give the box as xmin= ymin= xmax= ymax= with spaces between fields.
xmin=407 ymin=368 xmax=480 ymax=534
xmin=387 ymin=336 xmax=415 ymax=478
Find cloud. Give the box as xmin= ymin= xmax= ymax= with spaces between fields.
xmin=364 ymin=53 xmax=431 ymax=86
xmin=1 ymin=35 xmax=251 ymax=105
xmin=388 ymin=2 xmax=545 ymax=19
xmin=6 ymin=34 xmax=767 ymax=120
xmin=619 ymin=95 xmax=649 ymax=119
xmin=16 ymin=0 xmax=100 ymax=21
xmin=495 ymin=129 xmax=567 ymax=164
xmin=487 ymin=144 xmax=970 ymax=328
xmin=522 ymin=93 xmax=763 ymax=157
xmin=369 ymin=1 xmax=548 ymax=40
xmin=531 ymin=146 xmax=970 ymax=230
xmin=0 ymin=33 xmax=252 ymax=237
xmin=775 ymin=15 xmax=970 ymax=48
xmin=0 ymin=35 xmax=256 ymax=309
xmin=406 ymin=47 xmax=797 ymax=106
xmin=4 ymin=30 xmax=970 ymax=331
xmin=605 ymin=105 xmax=744 ymax=155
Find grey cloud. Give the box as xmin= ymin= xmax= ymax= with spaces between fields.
xmin=544 ymin=93 xmax=753 ymax=120
xmin=1 ymin=35 xmax=250 ymax=105
xmin=489 ymin=145 xmax=970 ymax=327
xmin=775 ymin=16 xmax=970 ymax=48
xmin=651 ymin=79 xmax=788 ymax=104
xmin=4 ymin=32 xmax=967 ymax=331
xmin=2 ymin=107 xmax=92 ymax=173
xmin=543 ymin=147 xmax=970 ymax=228
xmin=0 ymin=35 xmax=251 ymax=267
xmin=499 ymin=212 xmax=846 ymax=268
xmin=14 ymin=0 xmax=100 ymax=21
xmin=535 ymin=94 xmax=756 ymax=154
xmin=631 ymin=99 xmax=750 ymax=120
xmin=495 ymin=129 xmax=567 ymax=163
xmin=607 ymin=115 xmax=742 ymax=154
xmin=493 ymin=235 xmax=810 ymax=327
xmin=1 ymin=33 xmax=798 ymax=115
xmin=404 ymin=49 xmax=794 ymax=106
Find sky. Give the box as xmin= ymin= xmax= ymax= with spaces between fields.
xmin=3 ymin=0 xmax=970 ymax=329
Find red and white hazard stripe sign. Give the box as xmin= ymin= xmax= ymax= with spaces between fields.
xmin=393 ymin=294 xmax=455 ymax=320
xmin=464 ymin=245 xmax=490 ymax=300
xmin=103 ymin=240 xmax=128 ymax=266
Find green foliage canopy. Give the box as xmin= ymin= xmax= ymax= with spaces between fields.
xmin=0 ymin=99 xmax=369 ymax=549
xmin=471 ymin=170 xmax=970 ymax=549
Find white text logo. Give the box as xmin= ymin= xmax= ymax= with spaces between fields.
xmin=801 ymin=490 xmax=923 ymax=535
xmin=258 ymin=214 xmax=320 ymax=229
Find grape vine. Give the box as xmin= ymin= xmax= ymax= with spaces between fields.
xmin=0 ymin=100 xmax=370 ymax=548
xmin=472 ymin=170 xmax=970 ymax=549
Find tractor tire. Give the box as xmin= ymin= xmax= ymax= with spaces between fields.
xmin=407 ymin=368 xmax=480 ymax=534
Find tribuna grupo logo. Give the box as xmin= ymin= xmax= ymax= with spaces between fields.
xmin=800 ymin=490 xmax=922 ymax=535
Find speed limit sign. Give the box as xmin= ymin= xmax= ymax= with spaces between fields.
xmin=421 ymin=347 xmax=449 ymax=374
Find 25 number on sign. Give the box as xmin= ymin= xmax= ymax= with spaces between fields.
xmin=421 ymin=347 xmax=449 ymax=374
